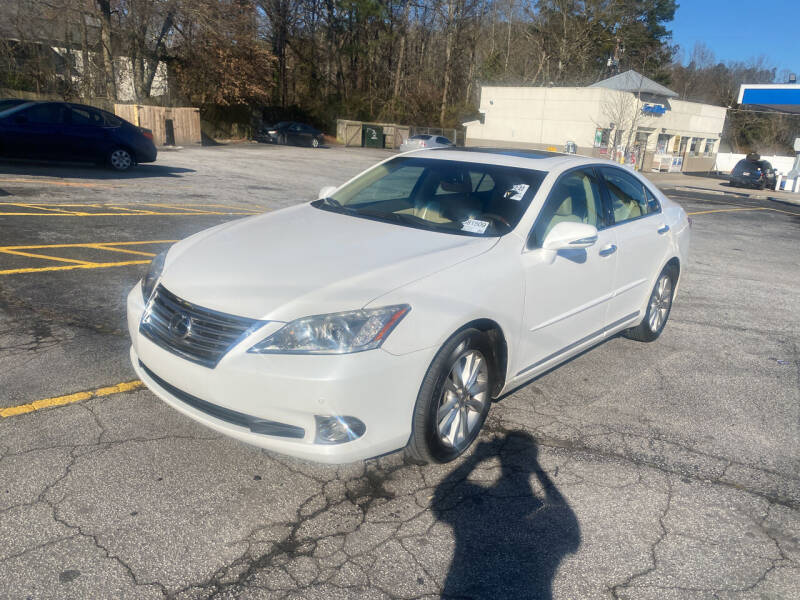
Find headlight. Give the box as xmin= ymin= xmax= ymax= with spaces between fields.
xmin=249 ymin=305 xmax=410 ymax=355
xmin=141 ymin=251 xmax=167 ymax=301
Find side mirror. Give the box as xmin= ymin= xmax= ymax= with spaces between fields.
xmin=318 ymin=185 xmax=337 ymax=199
xmin=541 ymin=222 xmax=598 ymax=251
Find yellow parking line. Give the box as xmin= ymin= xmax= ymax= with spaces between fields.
xmin=688 ymin=206 xmax=798 ymax=216
xmin=89 ymin=244 xmax=156 ymax=257
xmin=687 ymin=207 xmax=767 ymax=216
xmin=0 ymin=249 xmax=96 ymax=265
xmin=0 ymin=259 xmax=149 ymax=275
xmin=0 ymin=240 xmax=176 ymax=251
xmin=0 ymin=210 xmax=259 ymax=216
xmin=0 ymin=178 xmax=115 ymax=188
xmin=0 ymin=380 xmax=144 ymax=418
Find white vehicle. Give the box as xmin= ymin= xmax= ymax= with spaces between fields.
xmin=127 ymin=149 xmax=690 ymax=464
xmin=399 ymin=134 xmax=454 ymax=152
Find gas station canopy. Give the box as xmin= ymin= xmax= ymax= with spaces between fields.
xmin=737 ymin=84 xmax=800 ymax=114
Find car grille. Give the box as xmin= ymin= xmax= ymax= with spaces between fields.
xmin=140 ymin=285 xmax=260 ymax=368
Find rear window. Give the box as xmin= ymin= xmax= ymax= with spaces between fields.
xmin=411 ymin=135 xmax=432 ymax=140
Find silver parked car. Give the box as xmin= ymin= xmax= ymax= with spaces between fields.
xmin=400 ymin=134 xmax=454 ymax=152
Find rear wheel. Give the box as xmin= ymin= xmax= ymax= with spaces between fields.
xmin=624 ymin=267 xmax=675 ymax=342
xmin=406 ymin=329 xmax=494 ymax=463
xmin=108 ymin=148 xmax=134 ymax=171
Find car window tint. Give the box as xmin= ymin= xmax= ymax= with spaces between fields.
xmin=436 ymin=137 xmax=450 ymax=145
xmin=349 ymin=166 xmax=425 ymax=203
xmin=531 ymin=169 xmax=604 ymax=247
xmin=600 ymin=168 xmax=649 ymax=224
xmin=412 ymin=135 xmax=431 ymax=140
xmin=20 ymin=103 xmax=66 ymax=124
xmin=69 ymin=106 xmax=104 ymax=126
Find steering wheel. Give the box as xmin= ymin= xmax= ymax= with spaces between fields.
xmin=481 ymin=213 xmax=512 ymax=229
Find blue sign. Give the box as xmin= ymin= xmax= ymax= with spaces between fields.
xmin=642 ymin=104 xmax=667 ymax=115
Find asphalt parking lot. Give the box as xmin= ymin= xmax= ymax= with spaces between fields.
xmin=1 ymin=144 xmax=798 ymax=599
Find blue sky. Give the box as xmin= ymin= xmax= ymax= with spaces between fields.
xmin=670 ymin=0 xmax=798 ymax=78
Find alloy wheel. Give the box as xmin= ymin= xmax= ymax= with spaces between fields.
xmin=436 ymin=349 xmax=489 ymax=451
xmin=648 ymin=274 xmax=673 ymax=333
xmin=110 ymin=149 xmax=132 ymax=171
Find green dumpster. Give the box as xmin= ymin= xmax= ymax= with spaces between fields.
xmin=362 ymin=124 xmax=383 ymax=148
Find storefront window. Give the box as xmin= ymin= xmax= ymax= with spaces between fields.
xmin=656 ymin=134 xmax=671 ymax=154
xmin=704 ymin=139 xmax=716 ymax=155
xmin=690 ymin=138 xmax=702 ymax=155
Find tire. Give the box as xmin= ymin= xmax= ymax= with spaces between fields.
xmin=624 ymin=266 xmax=676 ymax=342
xmin=311 ymin=137 xmax=320 ymax=148
xmin=108 ymin=148 xmax=134 ymax=171
xmin=406 ymin=329 xmax=494 ymax=463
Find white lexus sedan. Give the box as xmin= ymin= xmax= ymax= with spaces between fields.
xmin=127 ymin=149 xmax=690 ymax=464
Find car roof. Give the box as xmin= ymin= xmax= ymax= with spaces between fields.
xmin=404 ymin=147 xmax=622 ymax=172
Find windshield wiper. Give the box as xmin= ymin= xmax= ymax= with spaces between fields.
xmin=356 ymin=209 xmax=440 ymax=231
xmin=315 ymin=197 xmax=360 ymax=215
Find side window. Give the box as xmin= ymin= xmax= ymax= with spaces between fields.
xmin=644 ymin=187 xmax=661 ymax=213
xmin=69 ymin=106 xmax=103 ymax=126
xmin=102 ymin=111 xmax=122 ymax=126
xmin=530 ymin=169 xmax=605 ymax=248
xmin=469 ymin=171 xmax=495 ymax=193
xmin=436 ymin=137 xmax=451 ymax=145
xmin=19 ymin=103 xmax=66 ymax=124
xmin=600 ymin=168 xmax=649 ymax=224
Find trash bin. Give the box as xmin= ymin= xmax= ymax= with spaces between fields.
xmin=362 ymin=124 xmax=383 ymax=148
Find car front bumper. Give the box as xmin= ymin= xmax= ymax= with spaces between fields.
xmin=127 ymin=284 xmax=433 ymax=463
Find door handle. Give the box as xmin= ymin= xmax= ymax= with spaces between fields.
xmin=598 ymin=244 xmax=617 ymax=257
xmin=657 ymin=224 xmax=670 ymax=234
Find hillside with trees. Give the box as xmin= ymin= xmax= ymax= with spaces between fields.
xmin=0 ymin=0 xmax=795 ymax=151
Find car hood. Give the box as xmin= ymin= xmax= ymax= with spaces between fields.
xmin=160 ymin=203 xmax=498 ymax=321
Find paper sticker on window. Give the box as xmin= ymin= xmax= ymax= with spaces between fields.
xmin=505 ymin=183 xmax=529 ymax=201
xmin=461 ymin=219 xmax=489 ymax=234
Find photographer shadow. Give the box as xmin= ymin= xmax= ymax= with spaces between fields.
xmin=433 ymin=431 xmax=580 ymax=599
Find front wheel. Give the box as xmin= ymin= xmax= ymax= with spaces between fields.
xmin=406 ymin=329 xmax=494 ymax=463
xmin=311 ymin=137 xmax=320 ymax=148
xmin=624 ymin=267 xmax=675 ymax=342
xmin=108 ymin=148 xmax=134 ymax=171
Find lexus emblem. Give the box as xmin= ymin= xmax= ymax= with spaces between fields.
xmin=169 ymin=312 xmax=193 ymax=340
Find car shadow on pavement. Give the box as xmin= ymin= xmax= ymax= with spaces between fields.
xmin=433 ymin=430 xmax=580 ymax=599
xmin=0 ymin=160 xmax=195 ymax=180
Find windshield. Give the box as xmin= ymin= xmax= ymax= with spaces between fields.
xmin=312 ymin=157 xmax=546 ymax=236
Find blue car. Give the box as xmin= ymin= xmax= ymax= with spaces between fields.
xmin=0 ymin=101 xmax=157 ymax=171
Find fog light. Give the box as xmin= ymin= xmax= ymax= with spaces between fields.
xmin=314 ymin=415 xmax=366 ymax=444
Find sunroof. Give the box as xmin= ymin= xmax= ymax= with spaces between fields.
xmin=433 ymin=147 xmax=564 ymax=159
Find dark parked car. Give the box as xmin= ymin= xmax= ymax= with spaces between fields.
xmin=255 ymin=121 xmax=324 ymax=148
xmin=0 ymin=101 xmax=157 ymax=171
xmin=730 ymin=156 xmax=776 ymax=190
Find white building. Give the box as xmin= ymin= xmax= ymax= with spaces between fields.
xmin=464 ymin=71 xmax=728 ymax=173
